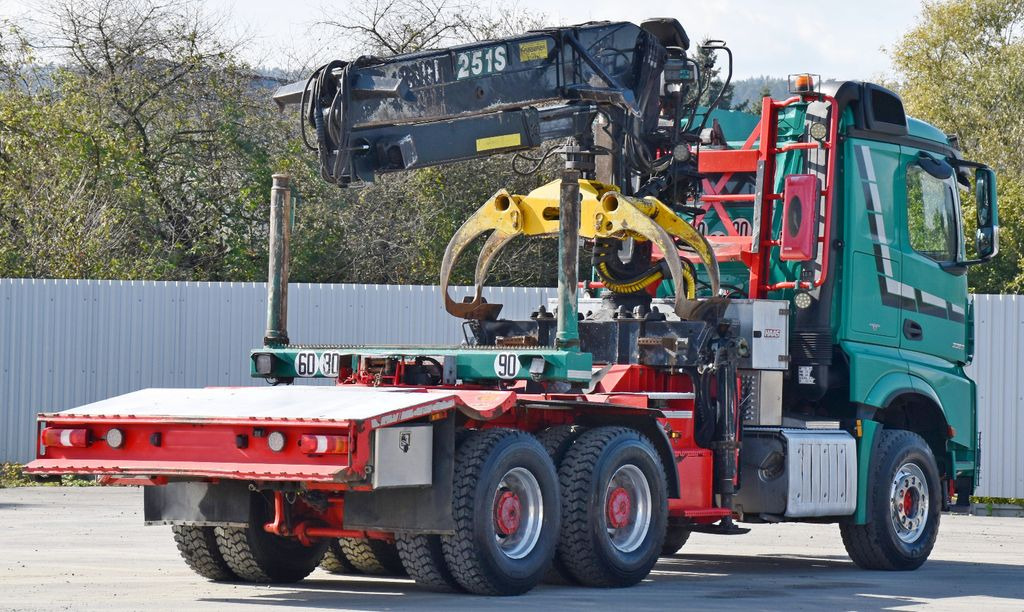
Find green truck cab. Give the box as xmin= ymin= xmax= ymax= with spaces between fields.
xmin=827 ymin=83 xmax=998 ymax=516
xmin=703 ymin=82 xmax=996 ymax=503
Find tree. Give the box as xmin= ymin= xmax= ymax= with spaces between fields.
xmin=889 ymin=0 xmax=1024 ymax=293
xmin=744 ymin=84 xmax=773 ymax=115
xmin=0 ymin=0 xmax=560 ymax=287
xmin=0 ymin=0 xmax=304 ymax=280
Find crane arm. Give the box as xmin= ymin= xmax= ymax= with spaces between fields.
xmin=273 ymin=20 xmax=693 ymax=186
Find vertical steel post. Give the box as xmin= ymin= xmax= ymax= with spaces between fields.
xmin=264 ymin=174 xmax=291 ymax=346
xmin=556 ymin=167 xmax=581 ymax=350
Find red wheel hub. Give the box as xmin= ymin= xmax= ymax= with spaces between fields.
xmin=495 ymin=490 xmax=521 ymax=536
xmin=607 ymin=486 xmax=632 ymax=528
xmin=903 ymin=489 xmax=915 ymax=515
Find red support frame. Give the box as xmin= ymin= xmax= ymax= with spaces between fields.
xmin=694 ymin=93 xmax=839 ymax=297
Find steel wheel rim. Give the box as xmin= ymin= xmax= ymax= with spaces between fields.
xmin=492 ymin=467 xmax=543 ymax=559
xmin=603 ymin=464 xmax=652 ymax=553
xmin=890 ymin=462 xmax=929 ymax=543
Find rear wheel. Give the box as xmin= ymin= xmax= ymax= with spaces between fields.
xmin=556 ymin=426 xmax=668 ymax=587
xmin=339 ymin=537 xmax=405 ymax=575
xmin=396 ymin=533 xmax=462 ymax=592
xmin=536 ymin=425 xmax=586 ymax=584
xmin=172 ymin=525 xmax=237 ymax=581
xmin=214 ymin=493 xmax=328 ymax=583
xmin=840 ymin=429 xmax=941 ymax=570
xmin=441 ymin=428 xmax=561 ymax=596
xmin=320 ymin=539 xmax=359 ymax=574
xmin=661 ymin=524 xmax=691 ymax=556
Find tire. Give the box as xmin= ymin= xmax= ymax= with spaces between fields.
xmin=661 ymin=524 xmax=691 ymax=556
xmin=537 ymin=425 xmax=586 ymax=463
xmin=536 ymin=425 xmax=586 ymax=584
xmin=557 ymin=426 xmax=668 ymax=587
xmin=171 ymin=525 xmax=237 ymax=581
xmin=320 ymin=539 xmax=359 ymax=574
xmin=396 ymin=533 xmax=462 ymax=592
xmin=214 ymin=493 xmax=329 ymax=583
xmin=839 ymin=429 xmax=941 ymax=571
xmin=441 ymin=428 xmax=561 ymax=596
xmin=339 ymin=537 xmax=405 ymax=575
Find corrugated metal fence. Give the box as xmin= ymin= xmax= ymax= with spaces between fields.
xmin=0 ymin=279 xmax=555 ymax=464
xmin=1 ymin=280 xmax=1020 ymax=498
xmin=965 ymin=295 xmax=1024 ymax=498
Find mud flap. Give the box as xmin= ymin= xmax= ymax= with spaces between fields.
xmin=343 ymin=416 xmax=457 ymax=533
xmin=144 ymin=480 xmax=251 ymax=527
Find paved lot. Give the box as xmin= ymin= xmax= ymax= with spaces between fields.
xmin=1 ymin=487 xmax=1022 ymax=611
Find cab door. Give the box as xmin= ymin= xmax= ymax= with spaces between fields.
xmin=897 ymin=148 xmax=969 ymax=364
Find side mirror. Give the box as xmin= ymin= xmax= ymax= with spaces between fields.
xmin=779 ymin=174 xmax=821 ymax=261
xmin=974 ymin=166 xmax=998 ymax=260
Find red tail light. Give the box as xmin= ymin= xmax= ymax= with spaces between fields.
xmin=41 ymin=427 xmax=90 ymax=448
xmin=298 ymin=434 xmax=348 ymax=455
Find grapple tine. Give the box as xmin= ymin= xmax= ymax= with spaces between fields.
xmin=640 ymin=196 xmax=721 ymax=298
xmin=597 ymin=193 xmax=714 ymax=320
xmin=474 ymin=230 xmax=518 ymax=293
xmin=440 ymin=190 xmax=522 ymax=319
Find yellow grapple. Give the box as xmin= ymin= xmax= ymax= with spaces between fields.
xmin=440 ymin=179 xmax=721 ymax=321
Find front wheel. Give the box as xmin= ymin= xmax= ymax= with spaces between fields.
xmin=839 ymin=429 xmax=941 ymax=570
xmin=661 ymin=524 xmax=691 ymax=556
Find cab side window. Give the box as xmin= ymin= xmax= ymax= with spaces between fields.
xmin=906 ymin=164 xmax=957 ymax=262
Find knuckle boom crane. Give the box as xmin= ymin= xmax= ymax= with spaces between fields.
xmin=26 ymin=17 xmax=999 ymax=596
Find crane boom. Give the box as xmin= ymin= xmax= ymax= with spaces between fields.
xmin=273 ymin=20 xmax=695 ymax=186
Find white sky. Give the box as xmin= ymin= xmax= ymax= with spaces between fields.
xmin=0 ymin=0 xmax=924 ymax=80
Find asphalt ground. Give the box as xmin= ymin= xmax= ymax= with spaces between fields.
xmin=1 ymin=487 xmax=1022 ymax=611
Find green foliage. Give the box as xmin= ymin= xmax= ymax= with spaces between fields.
xmin=0 ymin=463 xmax=97 ymax=487
xmin=732 ymin=76 xmax=788 ymax=112
xmin=743 ymin=84 xmax=775 ymax=115
xmin=0 ymin=0 xmax=558 ymax=287
xmin=889 ymin=0 xmax=1024 ymax=293
xmin=0 ymin=463 xmax=31 ymax=487
xmin=971 ymin=496 xmax=1024 ymax=506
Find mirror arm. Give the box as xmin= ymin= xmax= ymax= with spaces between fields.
xmin=940 ymin=261 xmax=969 ymax=276
xmin=950 ymin=256 xmax=993 ymax=269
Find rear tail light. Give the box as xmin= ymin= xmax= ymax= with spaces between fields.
xmin=299 ymin=434 xmax=348 ymax=455
xmin=41 ymin=428 xmax=90 ymax=448
xmin=105 ymin=428 xmax=124 ymax=448
xmin=267 ymin=431 xmax=287 ymax=452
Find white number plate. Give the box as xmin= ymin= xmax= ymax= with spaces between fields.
xmin=493 ymin=352 xmax=520 ymax=379
xmin=455 ymin=45 xmax=508 ymax=80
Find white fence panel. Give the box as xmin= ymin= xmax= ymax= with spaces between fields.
xmin=967 ymin=294 xmax=1024 ymax=498
xmin=0 ymin=279 xmax=554 ymax=463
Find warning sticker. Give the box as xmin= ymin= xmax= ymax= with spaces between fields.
xmin=519 ymin=40 xmax=549 ymax=62
xmin=476 ymin=133 xmax=522 ymax=152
